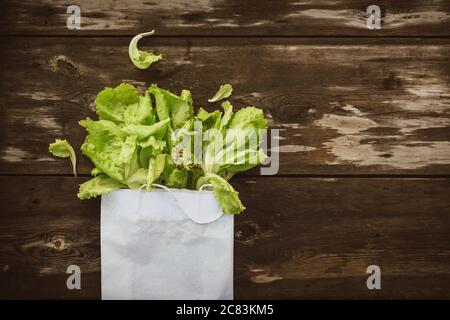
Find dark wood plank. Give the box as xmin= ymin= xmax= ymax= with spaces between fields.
xmin=1 ymin=37 xmax=449 ymax=175
xmin=1 ymin=0 xmax=450 ymax=36
xmin=1 ymin=176 xmax=450 ymax=299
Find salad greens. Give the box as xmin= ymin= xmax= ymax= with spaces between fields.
xmin=48 ymin=139 xmax=77 ymax=176
xmin=208 ymin=84 xmax=233 ymax=102
xmin=50 ymin=82 xmax=267 ymax=214
xmin=128 ymin=30 xmax=162 ymax=69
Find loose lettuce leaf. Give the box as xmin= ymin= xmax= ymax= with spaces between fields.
xmin=77 ymin=174 xmax=125 ymax=200
xmin=149 ymin=85 xmax=193 ymax=129
xmin=198 ymin=173 xmax=245 ymax=214
xmin=208 ymin=84 xmax=233 ymax=102
xmin=48 ymin=139 xmax=77 ymax=176
xmin=95 ymin=83 xmax=139 ymax=124
xmin=128 ymin=30 xmax=162 ymax=70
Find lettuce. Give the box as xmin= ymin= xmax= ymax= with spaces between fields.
xmin=146 ymin=154 xmax=166 ymax=191
xmin=49 ymin=139 xmax=77 ymax=176
xmin=197 ymin=173 xmax=245 ymax=214
xmin=208 ymin=84 xmax=233 ymax=102
xmin=49 ymin=81 xmax=268 ymax=214
xmin=148 ymin=85 xmax=193 ymax=129
xmin=78 ymin=174 xmax=125 ymax=200
xmin=95 ymin=83 xmax=140 ymax=124
xmin=128 ymin=30 xmax=162 ymax=70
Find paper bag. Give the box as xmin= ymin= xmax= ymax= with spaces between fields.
xmin=100 ymin=188 xmax=233 ymax=300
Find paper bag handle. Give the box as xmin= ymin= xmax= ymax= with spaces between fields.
xmin=138 ymin=184 xmax=223 ymax=224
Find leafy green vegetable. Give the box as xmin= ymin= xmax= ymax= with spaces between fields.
xmin=123 ymin=91 xmax=157 ymax=125
xmin=48 ymin=139 xmax=77 ymax=176
xmin=149 ymin=85 xmax=193 ymax=129
xmin=197 ymin=173 xmax=245 ymax=214
xmin=208 ymin=84 xmax=233 ymax=102
xmin=49 ymin=79 xmax=268 ymax=214
xmin=146 ymin=154 xmax=166 ymax=191
xmin=95 ymin=83 xmax=140 ymax=124
xmin=128 ymin=30 xmax=162 ymax=70
xmin=78 ymin=174 xmax=125 ymax=200
xmin=229 ymin=106 xmax=267 ymax=130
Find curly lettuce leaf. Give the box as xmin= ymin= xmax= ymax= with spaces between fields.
xmin=95 ymin=83 xmax=140 ymax=124
xmin=77 ymin=174 xmax=125 ymax=200
xmin=198 ymin=173 xmax=245 ymax=214
xmin=128 ymin=30 xmax=162 ymax=70
xmin=229 ymin=106 xmax=267 ymax=130
xmin=208 ymin=84 xmax=233 ymax=102
xmin=91 ymin=167 xmax=102 ymax=176
xmin=123 ymin=91 xmax=156 ymax=125
xmin=48 ymin=139 xmax=77 ymax=176
xmin=79 ymin=118 xmax=131 ymax=184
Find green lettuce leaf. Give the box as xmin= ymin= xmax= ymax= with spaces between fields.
xmin=126 ymin=168 xmax=148 ymax=189
xmin=219 ymin=101 xmax=233 ymax=130
xmin=197 ymin=173 xmax=245 ymax=214
xmin=196 ymin=107 xmax=222 ymax=131
xmin=146 ymin=154 xmax=166 ymax=191
xmin=208 ymin=84 xmax=233 ymax=102
xmin=48 ymin=139 xmax=77 ymax=176
xmin=123 ymin=118 xmax=170 ymax=141
xmin=166 ymin=168 xmax=189 ymax=188
xmin=229 ymin=106 xmax=267 ymax=130
xmin=91 ymin=167 xmax=102 ymax=176
xmin=128 ymin=30 xmax=162 ymax=70
xmin=149 ymin=85 xmax=193 ymax=129
xmin=77 ymin=174 xmax=125 ymax=200
xmin=79 ymin=118 xmax=131 ymax=183
xmin=123 ymin=91 xmax=156 ymax=125
xmin=95 ymin=83 xmax=139 ymax=124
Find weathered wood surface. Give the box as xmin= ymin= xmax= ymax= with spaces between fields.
xmin=1 ymin=37 xmax=450 ymax=175
xmin=1 ymin=0 xmax=450 ymax=301
xmin=1 ymin=176 xmax=450 ymax=299
xmin=1 ymin=0 xmax=450 ymax=36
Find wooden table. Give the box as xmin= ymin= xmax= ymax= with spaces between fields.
xmin=1 ymin=0 xmax=450 ymax=299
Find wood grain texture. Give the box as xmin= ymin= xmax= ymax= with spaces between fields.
xmin=1 ymin=176 xmax=450 ymax=299
xmin=1 ymin=0 xmax=449 ymax=36
xmin=0 ymin=37 xmax=449 ymax=175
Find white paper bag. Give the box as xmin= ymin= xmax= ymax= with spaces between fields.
xmin=100 ymin=188 xmax=233 ymax=300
